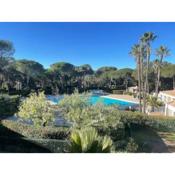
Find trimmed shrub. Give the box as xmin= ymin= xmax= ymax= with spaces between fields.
xmin=0 ymin=120 xmax=70 ymax=140
xmin=0 ymin=95 xmax=20 ymax=116
xmin=119 ymin=110 xmax=175 ymax=132
xmin=0 ymin=136 xmax=69 ymax=153
xmin=144 ymin=115 xmax=175 ymax=132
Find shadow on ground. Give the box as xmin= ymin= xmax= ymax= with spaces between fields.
xmin=131 ymin=124 xmax=170 ymax=153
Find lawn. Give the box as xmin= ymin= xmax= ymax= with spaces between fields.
xmin=131 ymin=125 xmax=175 ymax=153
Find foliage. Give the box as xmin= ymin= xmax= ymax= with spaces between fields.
xmin=0 ymin=40 xmax=15 ymax=58
xmin=49 ymin=62 xmax=75 ymax=74
xmin=0 ymin=120 xmax=70 ymax=139
xmin=0 ymin=136 xmax=68 ymax=153
xmin=0 ymin=36 xmax=175 ymax=95
xmin=59 ymin=90 xmax=89 ymax=113
xmin=14 ymin=59 xmax=45 ymax=78
xmin=119 ymin=111 xmax=175 ymax=132
xmin=69 ymin=127 xmax=114 ymax=153
xmin=161 ymin=63 xmax=175 ymax=78
xmin=0 ymin=120 xmax=69 ymax=153
xmin=125 ymin=138 xmax=138 ymax=152
xmin=0 ymin=95 xmax=20 ymax=116
xmin=146 ymin=95 xmax=163 ymax=112
xmin=96 ymin=66 xmax=117 ymax=75
xmin=59 ymin=92 xmax=124 ymax=138
xmin=145 ymin=116 xmax=175 ymax=132
xmin=18 ymin=92 xmax=54 ymax=127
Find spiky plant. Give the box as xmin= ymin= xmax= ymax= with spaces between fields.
xmin=69 ymin=127 xmax=114 ymax=153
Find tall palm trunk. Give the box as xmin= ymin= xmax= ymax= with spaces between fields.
xmin=155 ymin=68 xmax=160 ymax=98
xmin=140 ymin=55 xmax=145 ymax=113
xmin=142 ymin=83 xmax=146 ymax=113
xmin=138 ymin=56 xmax=142 ymax=112
xmin=155 ymin=55 xmax=163 ymax=98
xmin=143 ymin=46 xmax=150 ymax=113
xmin=145 ymin=46 xmax=150 ymax=94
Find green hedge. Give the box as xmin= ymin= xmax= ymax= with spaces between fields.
xmin=145 ymin=115 xmax=175 ymax=132
xmin=0 ymin=120 xmax=70 ymax=140
xmin=0 ymin=95 xmax=20 ymax=116
xmin=0 ymin=136 xmax=69 ymax=153
xmin=119 ymin=111 xmax=175 ymax=132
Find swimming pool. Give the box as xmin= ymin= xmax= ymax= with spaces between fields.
xmin=90 ymin=95 xmax=138 ymax=107
xmin=47 ymin=95 xmax=138 ymax=109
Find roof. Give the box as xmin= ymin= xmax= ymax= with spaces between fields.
xmin=160 ymin=90 xmax=175 ymax=97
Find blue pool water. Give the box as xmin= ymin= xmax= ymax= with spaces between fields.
xmin=89 ymin=96 xmax=137 ymax=107
xmin=47 ymin=95 xmax=138 ymax=109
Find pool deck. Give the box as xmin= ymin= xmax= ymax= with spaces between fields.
xmin=102 ymin=94 xmax=139 ymax=104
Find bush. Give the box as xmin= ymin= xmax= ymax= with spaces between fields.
xmin=69 ymin=127 xmax=114 ymax=153
xmin=59 ymin=92 xmax=125 ymax=140
xmin=0 ymin=95 xmax=20 ymax=116
xmin=125 ymin=138 xmax=138 ymax=152
xmin=0 ymin=120 xmax=70 ymax=140
xmin=0 ymin=136 xmax=68 ymax=153
xmin=118 ymin=110 xmax=175 ymax=132
xmin=145 ymin=115 xmax=175 ymax=132
xmin=114 ymin=137 xmax=138 ymax=152
xmin=18 ymin=92 xmax=55 ymax=127
xmin=59 ymin=91 xmax=175 ymax=152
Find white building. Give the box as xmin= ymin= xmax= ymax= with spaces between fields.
xmin=158 ymin=90 xmax=175 ymax=117
xmin=127 ymin=86 xmax=138 ymax=94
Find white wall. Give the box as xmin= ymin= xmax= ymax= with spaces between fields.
xmin=165 ymin=103 xmax=175 ymax=117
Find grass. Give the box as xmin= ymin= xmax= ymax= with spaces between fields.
xmin=131 ymin=125 xmax=166 ymax=153
xmin=131 ymin=124 xmax=175 ymax=153
xmin=158 ymin=132 xmax=175 ymax=142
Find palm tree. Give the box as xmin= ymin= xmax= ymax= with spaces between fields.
xmin=140 ymin=32 xmax=157 ymax=113
xmin=130 ymin=44 xmax=142 ymax=112
xmin=140 ymin=32 xmax=157 ymax=94
xmin=153 ymin=59 xmax=160 ymax=95
xmin=155 ymin=46 xmax=170 ymax=97
xmin=146 ymin=95 xmax=163 ymax=112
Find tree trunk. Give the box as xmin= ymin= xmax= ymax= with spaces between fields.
xmin=145 ymin=47 xmax=150 ymax=94
xmin=155 ymin=68 xmax=160 ymax=98
xmin=138 ymin=56 xmax=142 ymax=113
xmin=142 ymin=83 xmax=146 ymax=113
xmin=143 ymin=46 xmax=150 ymax=113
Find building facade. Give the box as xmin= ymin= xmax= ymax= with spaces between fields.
xmin=158 ymin=90 xmax=175 ymax=117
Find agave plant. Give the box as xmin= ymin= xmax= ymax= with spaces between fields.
xmin=69 ymin=127 xmax=114 ymax=153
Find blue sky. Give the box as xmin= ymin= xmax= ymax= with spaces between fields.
xmin=0 ymin=22 xmax=175 ymax=70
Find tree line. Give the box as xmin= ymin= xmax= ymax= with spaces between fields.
xmin=0 ymin=37 xmax=175 ymax=97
